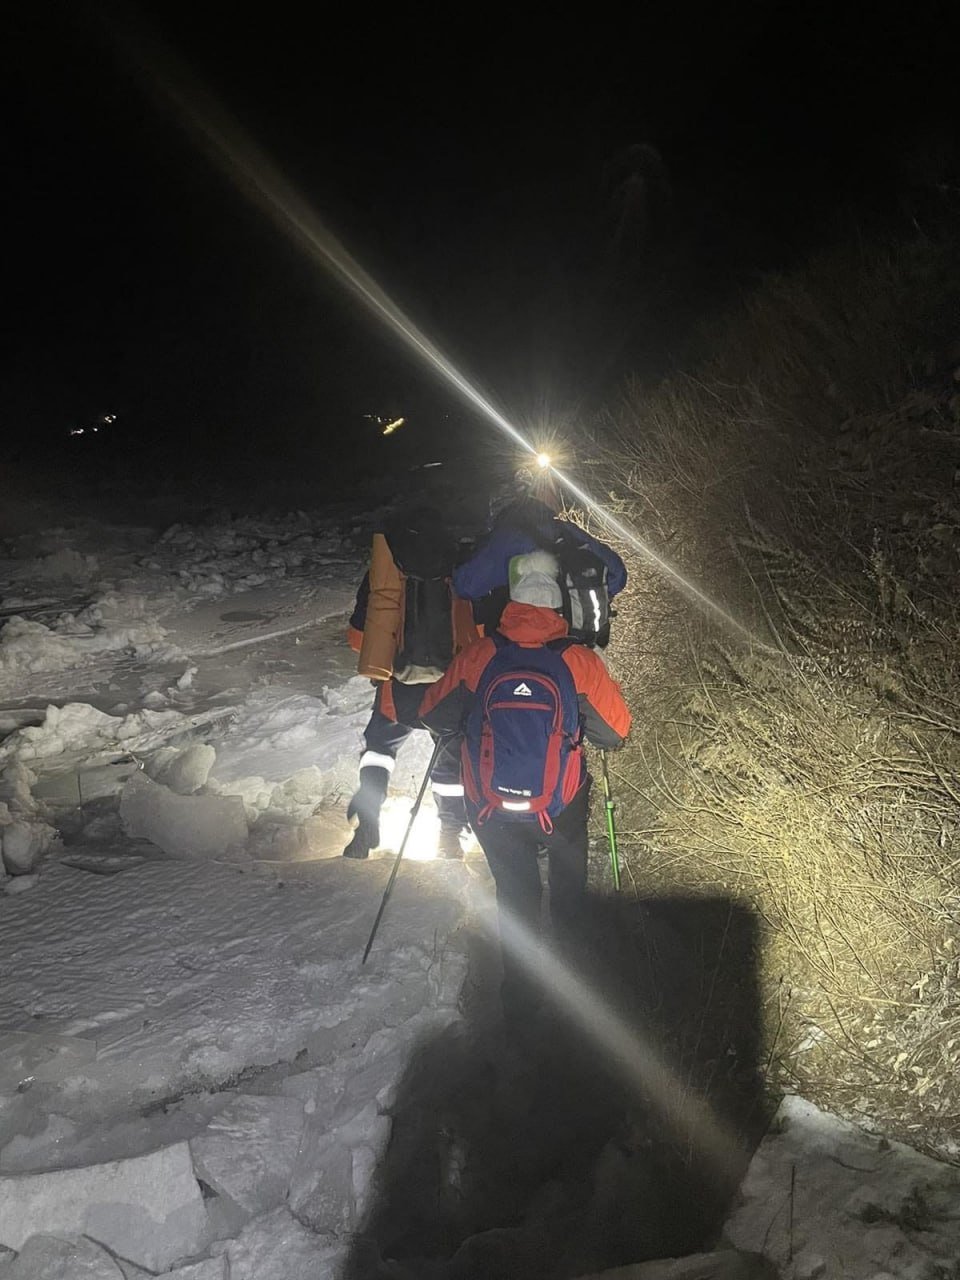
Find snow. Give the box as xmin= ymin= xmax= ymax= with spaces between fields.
xmin=724 ymin=1095 xmax=960 ymax=1278
xmin=4 ymin=505 xmax=960 ymax=1277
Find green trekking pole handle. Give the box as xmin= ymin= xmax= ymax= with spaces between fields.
xmin=600 ymin=749 xmax=621 ymax=892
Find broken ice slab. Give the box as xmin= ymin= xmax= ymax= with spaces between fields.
xmin=120 ymin=773 xmax=247 ymax=859
xmin=4 ymin=1233 xmax=124 ymax=1279
xmin=32 ymin=759 xmax=140 ymax=805
xmin=0 ymin=1031 xmax=97 ymax=1092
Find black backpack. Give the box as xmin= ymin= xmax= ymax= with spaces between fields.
xmin=511 ymin=504 xmax=612 ymax=647
xmin=556 ymin=540 xmax=612 ymax=648
xmin=385 ymin=510 xmax=457 ymax=674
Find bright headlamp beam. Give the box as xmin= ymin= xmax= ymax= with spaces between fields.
xmin=547 ymin=464 xmax=758 ymax=641
xmin=123 ymin=26 xmax=760 ymax=646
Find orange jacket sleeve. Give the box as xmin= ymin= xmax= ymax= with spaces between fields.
xmin=562 ymin=645 xmax=632 ymax=748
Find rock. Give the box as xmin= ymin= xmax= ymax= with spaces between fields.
xmin=1 ymin=821 xmax=55 ymax=876
xmin=572 ymin=1253 xmax=777 ymax=1280
xmin=6 ymin=1233 xmax=124 ymax=1279
xmin=224 ymin=1208 xmax=343 ymax=1280
xmin=190 ymin=1095 xmax=305 ymax=1218
xmin=0 ymin=1142 xmax=209 ymax=1271
xmin=120 ymin=773 xmax=247 ymax=859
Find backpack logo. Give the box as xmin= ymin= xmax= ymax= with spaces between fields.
xmin=512 ymin=682 xmax=533 ymax=696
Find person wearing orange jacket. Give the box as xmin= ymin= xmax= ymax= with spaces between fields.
xmin=419 ymin=550 xmax=631 ymax=1020
xmin=343 ymin=504 xmax=479 ymax=861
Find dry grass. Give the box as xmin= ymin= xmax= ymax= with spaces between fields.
xmin=597 ymin=231 xmax=960 ymax=1155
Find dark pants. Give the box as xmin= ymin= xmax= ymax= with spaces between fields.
xmin=469 ymin=778 xmax=592 ymax=1013
xmin=357 ymin=680 xmax=465 ymax=829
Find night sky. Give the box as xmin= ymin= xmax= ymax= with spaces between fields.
xmin=5 ymin=2 xmax=956 ymax=494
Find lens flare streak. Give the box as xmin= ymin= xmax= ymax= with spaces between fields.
xmin=127 ymin=28 xmax=760 ymax=645
xmin=493 ymin=903 xmax=747 ymax=1185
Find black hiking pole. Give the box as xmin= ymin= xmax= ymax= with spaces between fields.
xmin=362 ymin=733 xmax=446 ymax=964
xmin=599 ymin=749 xmax=622 ymax=893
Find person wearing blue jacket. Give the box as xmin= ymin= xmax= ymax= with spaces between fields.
xmin=453 ymin=470 xmax=628 ymax=641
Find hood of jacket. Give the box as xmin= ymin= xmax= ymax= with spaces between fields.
xmin=497 ymin=601 xmax=568 ymax=646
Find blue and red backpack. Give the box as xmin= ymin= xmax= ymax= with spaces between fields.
xmin=462 ymin=633 xmax=584 ymax=831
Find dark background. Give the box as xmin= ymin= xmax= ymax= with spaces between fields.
xmin=4 ymin=1 xmax=957 ymax=499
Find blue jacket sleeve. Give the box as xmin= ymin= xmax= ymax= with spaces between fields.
xmin=557 ymin=522 xmax=628 ymax=597
xmin=452 ymin=528 xmax=537 ymax=601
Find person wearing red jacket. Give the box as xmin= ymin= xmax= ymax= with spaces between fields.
xmin=419 ymin=551 xmax=631 ymax=1021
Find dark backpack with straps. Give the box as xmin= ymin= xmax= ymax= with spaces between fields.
xmin=462 ymin=633 xmax=584 ymax=830
xmin=385 ymin=510 xmax=457 ymax=675
xmin=511 ymin=506 xmax=612 ymax=647
xmin=555 ymin=540 xmax=611 ymax=648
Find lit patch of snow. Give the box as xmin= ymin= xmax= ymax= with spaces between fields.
xmin=724 ymin=1095 xmax=960 ymax=1277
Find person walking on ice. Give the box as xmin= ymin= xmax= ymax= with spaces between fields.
xmin=419 ymin=550 xmax=631 ymax=1021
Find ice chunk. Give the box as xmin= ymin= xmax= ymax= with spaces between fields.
xmin=1 ymin=820 xmax=55 ymax=875
xmin=190 ymin=1095 xmax=305 ymax=1218
xmin=0 ymin=1142 xmax=209 ymax=1271
xmin=6 ymin=1233 xmax=123 ymax=1279
xmin=224 ymin=1208 xmax=342 ymax=1280
xmin=287 ymin=1129 xmax=354 ymax=1234
xmin=158 ymin=745 xmax=216 ymax=796
xmin=120 ymin=774 xmax=247 ymax=859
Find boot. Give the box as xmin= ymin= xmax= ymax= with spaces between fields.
xmin=342 ymin=765 xmax=388 ymax=859
xmin=435 ymin=791 xmax=467 ymax=859
xmin=343 ymin=816 xmax=379 ymax=860
xmin=437 ymin=825 xmax=464 ymax=860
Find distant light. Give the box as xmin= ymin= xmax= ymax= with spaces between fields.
xmin=381 ymin=416 xmax=405 ymax=436
xmin=69 ymin=428 xmax=84 ymax=436
xmin=536 ymin=452 xmax=552 ymax=469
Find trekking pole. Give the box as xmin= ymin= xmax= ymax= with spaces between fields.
xmin=362 ymin=733 xmax=447 ymax=964
xmin=599 ymin=749 xmax=622 ymax=892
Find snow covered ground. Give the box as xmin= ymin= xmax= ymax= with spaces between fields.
xmin=2 ymin=506 xmax=960 ymax=1279
xmin=0 ymin=507 xmax=491 ymax=1276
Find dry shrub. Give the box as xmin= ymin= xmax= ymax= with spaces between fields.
xmin=598 ymin=231 xmax=960 ymax=1154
